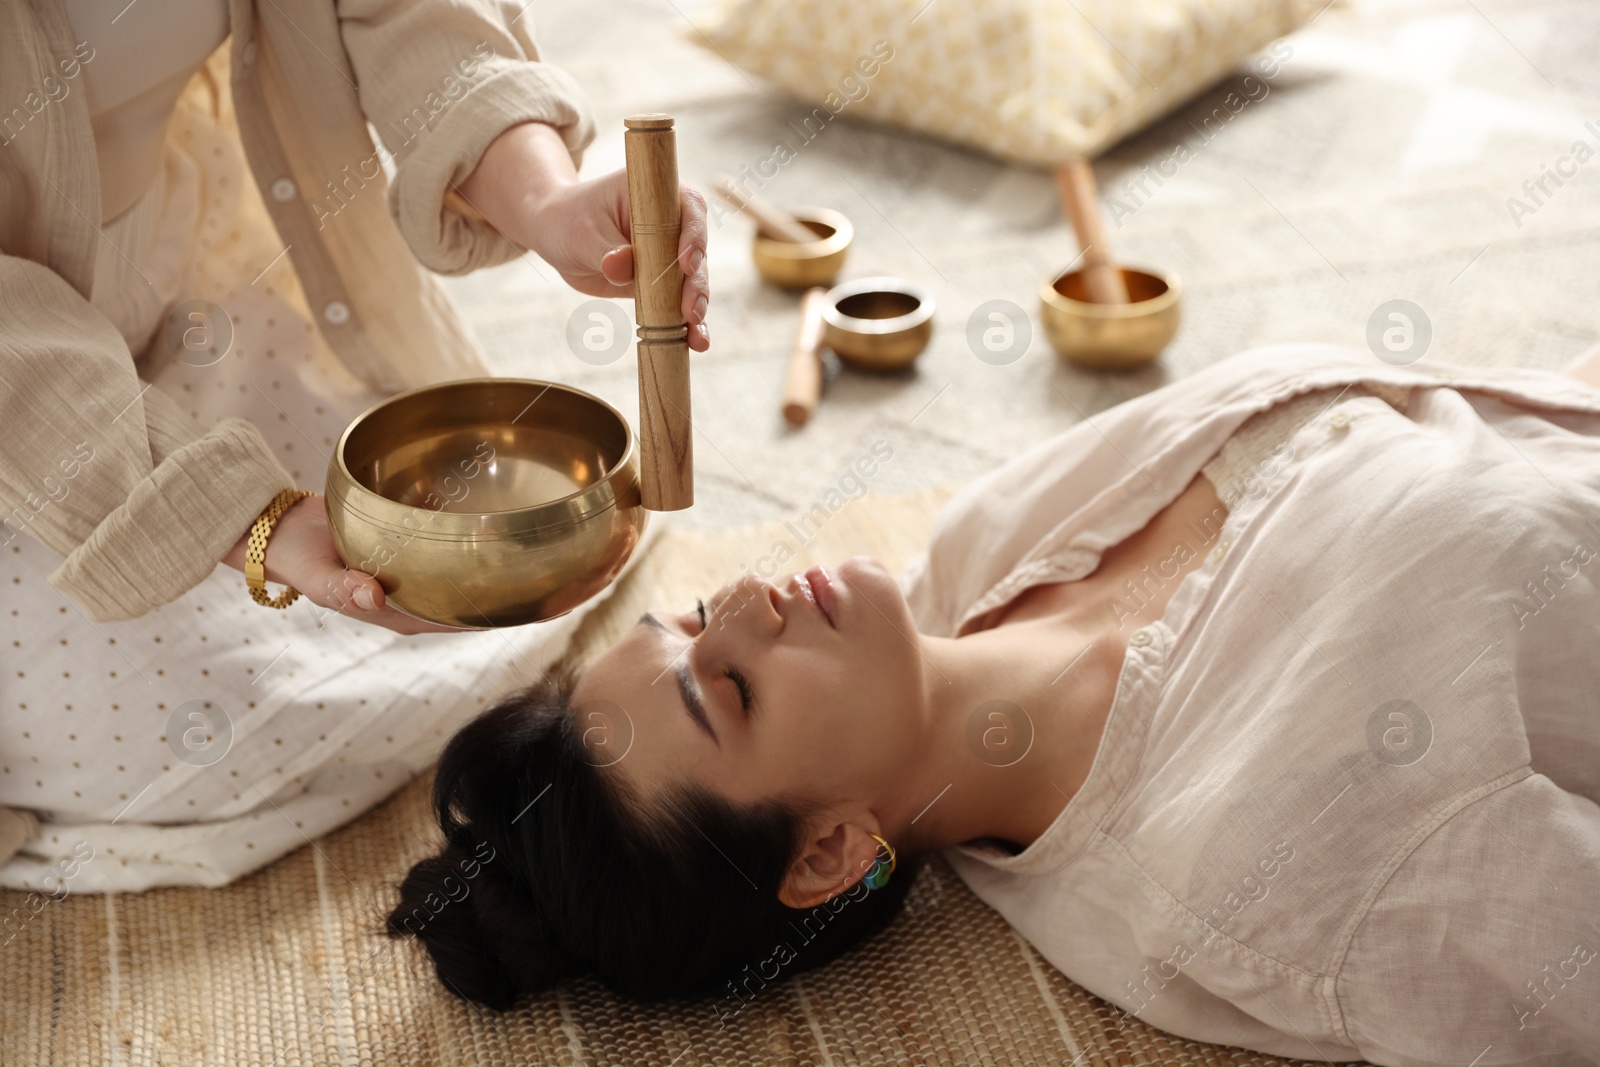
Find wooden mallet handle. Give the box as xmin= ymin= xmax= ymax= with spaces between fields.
xmin=1056 ymin=159 xmax=1130 ymax=305
xmin=714 ymin=176 xmax=819 ymax=245
xmin=625 ymin=115 xmax=694 ymax=511
xmin=782 ymin=288 xmax=827 ymax=427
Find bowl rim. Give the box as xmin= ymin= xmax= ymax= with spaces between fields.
xmin=822 ymin=276 xmax=937 ymax=336
xmin=751 ymin=206 xmax=854 ymax=260
xmin=1040 ymin=265 xmax=1182 ymax=319
xmin=327 ymin=377 xmax=639 ymax=535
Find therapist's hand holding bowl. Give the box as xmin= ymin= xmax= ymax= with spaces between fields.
xmin=220 ymin=120 xmax=710 ymax=634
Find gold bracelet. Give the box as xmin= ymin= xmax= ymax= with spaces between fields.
xmin=246 ymin=488 xmax=313 ymax=609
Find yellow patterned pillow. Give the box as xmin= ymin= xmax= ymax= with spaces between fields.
xmin=693 ymin=0 xmax=1319 ymax=165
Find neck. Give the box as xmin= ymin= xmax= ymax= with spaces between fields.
xmin=889 ymin=613 xmax=1121 ymax=855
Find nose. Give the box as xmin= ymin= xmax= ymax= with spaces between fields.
xmin=708 ymin=573 xmax=784 ymax=638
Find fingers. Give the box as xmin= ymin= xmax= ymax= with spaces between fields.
xmin=678 ymin=186 xmax=710 ymax=351
xmin=305 ymin=569 xmax=464 ymax=634
xmin=263 ymin=495 xmax=461 ymax=634
xmin=584 ymin=181 xmax=710 ymax=350
xmin=305 ymin=568 xmax=382 ymax=617
xmin=600 ymin=245 xmax=634 ymax=288
xmin=345 ymin=570 xmax=384 ymax=613
xmin=597 ymin=171 xmax=636 ymax=292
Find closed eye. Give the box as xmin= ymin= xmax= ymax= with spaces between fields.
xmin=725 ymin=667 xmax=753 ymax=714
xmin=689 ymin=597 xmax=752 ymax=716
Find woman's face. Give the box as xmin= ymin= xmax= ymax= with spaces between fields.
xmin=569 ymin=557 xmax=930 ymax=814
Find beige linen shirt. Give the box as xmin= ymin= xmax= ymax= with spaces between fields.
xmin=903 ymin=345 xmax=1600 ymax=1066
xmin=0 ymin=0 xmax=594 ymax=621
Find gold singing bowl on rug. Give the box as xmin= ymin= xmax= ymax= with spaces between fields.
xmin=751 ymin=207 xmax=854 ymax=289
xmin=822 ymin=277 xmax=936 ymax=372
xmin=1042 ymin=159 xmax=1181 ymax=369
xmin=326 ymin=380 xmax=647 ymax=628
xmin=1039 ymin=265 xmax=1182 ymax=369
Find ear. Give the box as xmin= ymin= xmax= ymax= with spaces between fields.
xmin=778 ymin=819 xmax=884 ymax=910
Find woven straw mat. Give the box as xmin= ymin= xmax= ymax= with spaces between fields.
xmin=1 ymin=487 xmax=1350 ymax=1066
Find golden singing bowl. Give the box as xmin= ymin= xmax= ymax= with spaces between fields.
xmin=325 ymin=379 xmax=647 ymax=629
xmin=1040 ymin=266 xmax=1182 ymax=369
xmin=822 ymin=276 xmax=936 ymax=372
xmin=751 ymin=207 xmax=854 ymax=290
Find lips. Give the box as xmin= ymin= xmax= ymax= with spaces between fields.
xmin=795 ymin=565 xmax=838 ymax=628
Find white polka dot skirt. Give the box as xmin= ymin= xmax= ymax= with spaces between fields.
xmin=0 ymin=65 xmax=597 ymax=893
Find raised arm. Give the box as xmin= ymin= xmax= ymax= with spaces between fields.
xmin=334 ymin=0 xmax=709 ymax=347
xmin=334 ymin=0 xmax=596 ymax=275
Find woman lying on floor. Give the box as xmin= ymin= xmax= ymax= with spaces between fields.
xmin=394 ymin=344 xmax=1600 ymax=1067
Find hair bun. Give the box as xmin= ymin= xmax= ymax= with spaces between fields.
xmin=388 ymin=841 xmax=571 ymax=1009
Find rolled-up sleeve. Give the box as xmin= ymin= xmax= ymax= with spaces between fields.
xmin=337 ymin=0 xmax=597 ymax=275
xmin=0 ymin=255 xmax=295 ymax=622
xmin=1336 ymin=772 xmax=1600 ymax=1066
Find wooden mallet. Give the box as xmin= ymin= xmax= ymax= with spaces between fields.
xmin=1055 ymin=159 xmax=1131 ymax=305
xmin=625 ymin=115 xmax=695 ymax=510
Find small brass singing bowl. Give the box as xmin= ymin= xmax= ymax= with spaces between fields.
xmin=1040 ymin=266 xmax=1182 ymax=370
xmin=325 ymin=379 xmax=646 ymax=629
xmin=751 ymin=207 xmax=854 ymax=289
xmin=822 ymin=277 xmax=936 ymax=372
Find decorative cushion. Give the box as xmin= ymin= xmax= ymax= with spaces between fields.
xmin=693 ymin=0 xmax=1319 ymax=165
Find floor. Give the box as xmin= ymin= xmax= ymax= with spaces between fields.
xmin=440 ymin=0 xmax=1600 ymax=532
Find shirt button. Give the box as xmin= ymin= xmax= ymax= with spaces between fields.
xmin=242 ymin=41 xmax=258 ymax=65
xmin=1209 ymin=540 xmax=1230 ymax=564
xmin=270 ymin=178 xmax=297 ymax=202
xmin=1330 ymin=411 xmax=1352 ymax=430
xmin=322 ymin=301 xmax=351 ymax=326
xmin=1129 ymin=629 xmax=1153 ymax=648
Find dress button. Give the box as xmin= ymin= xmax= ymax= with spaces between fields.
xmin=1329 ymin=411 xmax=1352 ymax=430
xmin=1129 ymin=629 xmax=1153 ymax=648
xmin=322 ymin=301 xmax=351 ymax=326
xmin=270 ymin=178 xmax=297 ymax=202
xmin=1209 ymin=540 xmax=1230 ymax=564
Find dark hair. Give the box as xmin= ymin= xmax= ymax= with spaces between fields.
xmin=387 ymin=668 xmax=919 ymax=1009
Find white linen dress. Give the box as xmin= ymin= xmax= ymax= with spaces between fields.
xmin=903 ymin=347 xmax=1600 ymax=1067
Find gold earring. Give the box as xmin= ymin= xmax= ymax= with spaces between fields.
xmin=863 ymin=832 xmax=897 ymax=890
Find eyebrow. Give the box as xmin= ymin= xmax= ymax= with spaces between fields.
xmin=640 ymin=613 xmax=719 ymax=746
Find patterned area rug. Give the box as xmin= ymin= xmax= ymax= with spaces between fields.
xmin=0 ymin=488 xmax=1335 ymax=1066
